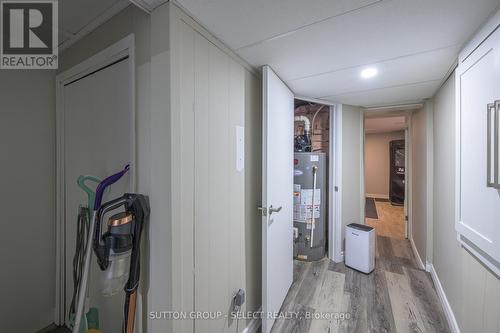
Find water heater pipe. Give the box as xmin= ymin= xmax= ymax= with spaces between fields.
xmin=294 ymin=115 xmax=311 ymax=134
xmin=310 ymin=165 xmax=318 ymax=248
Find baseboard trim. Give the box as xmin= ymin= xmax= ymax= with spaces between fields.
xmin=242 ymin=308 xmax=261 ymax=333
xmin=428 ymin=264 xmax=460 ymax=333
xmin=409 ymin=237 xmax=425 ymax=270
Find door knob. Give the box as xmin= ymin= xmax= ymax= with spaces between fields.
xmin=269 ymin=205 xmax=282 ymax=215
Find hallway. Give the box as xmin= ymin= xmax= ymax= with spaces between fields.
xmin=271 ymin=236 xmax=450 ymax=333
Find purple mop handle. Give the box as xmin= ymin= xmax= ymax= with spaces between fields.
xmin=93 ymin=164 xmax=130 ymax=211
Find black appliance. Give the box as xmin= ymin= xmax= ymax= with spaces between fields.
xmin=389 ymin=140 xmax=405 ymax=205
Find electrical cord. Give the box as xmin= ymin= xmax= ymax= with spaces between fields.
xmin=70 ymin=206 xmax=90 ymax=316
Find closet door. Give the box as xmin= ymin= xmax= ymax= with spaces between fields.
xmin=63 ymin=57 xmax=133 ymax=331
xmin=456 ymin=28 xmax=500 ymax=274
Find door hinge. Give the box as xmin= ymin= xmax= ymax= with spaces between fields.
xmin=334 ymin=186 xmax=339 ymax=192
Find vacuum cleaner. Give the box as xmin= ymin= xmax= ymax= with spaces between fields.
xmin=93 ymin=192 xmax=150 ymax=333
xmin=72 ymin=165 xmax=150 ymax=333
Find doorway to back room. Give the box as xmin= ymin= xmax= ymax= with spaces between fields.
xmin=364 ymin=114 xmax=408 ymax=239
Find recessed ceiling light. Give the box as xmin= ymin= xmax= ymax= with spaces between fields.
xmin=361 ymin=67 xmax=378 ymax=79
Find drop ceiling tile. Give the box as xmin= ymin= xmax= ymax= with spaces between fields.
xmin=176 ymin=0 xmax=381 ymax=49
xmin=288 ymin=44 xmax=459 ymax=98
xmin=237 ymin=0 xmax=499 ymax=81
xmin=324 ymin=79 xmax=442 ymax=107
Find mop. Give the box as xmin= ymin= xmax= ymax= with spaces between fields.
xmin=69 ymin=175 xmax=101 ymax=333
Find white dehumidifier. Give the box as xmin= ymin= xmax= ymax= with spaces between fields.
xmin=345 ymin=223 xmax=375 ymax=273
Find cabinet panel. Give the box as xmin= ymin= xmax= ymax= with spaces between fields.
xmin=457 ymin=27 xmax=500 ymax=275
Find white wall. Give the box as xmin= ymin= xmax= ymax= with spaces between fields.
xmin=0 ymin=70 xmax=56 ymax=331
xmin=167 ymin=4 xmax=262 ymax=332
xmin=364 ymin=131 xmax=405 ymax=198
xmin=341 ymin=105 xmax=364 ymax=249
xmin=433 ymin=72 xmax=500 ymax=332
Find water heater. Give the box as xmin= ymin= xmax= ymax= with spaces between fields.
xmin=293 ymin=152 xmax=327 ymax=261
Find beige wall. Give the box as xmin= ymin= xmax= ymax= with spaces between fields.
xmin=0 ymin=70 xmax=56 ymax=331
xmin=364 ymin=131 xmax=405 ymax=198
xmin=433 ymin=72 xmax=500 ymax=332
xmin=410 ymin=107 xmax=428 ymax=264
xmin=341 ymin=105 xmax=364 ymax=249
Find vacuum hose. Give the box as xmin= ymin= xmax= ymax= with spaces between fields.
xmin=70 ymin=206 xmax=90 ymax=317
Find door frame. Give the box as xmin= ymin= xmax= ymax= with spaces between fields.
xmin=294 ymin=96 xmax=343 ymax=262
xmin=404 ymin=127 xmax=409 ymax=238
xmin=54 ymin=35 xmax=135 ymax=325
xmin=362 ymin=109 xmax=414 ymax=240
xmin=406 ymin=113 xmax=414 ymax=241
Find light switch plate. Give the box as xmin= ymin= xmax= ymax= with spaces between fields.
xmin=236 ymin=126 xmax=244 ymax=172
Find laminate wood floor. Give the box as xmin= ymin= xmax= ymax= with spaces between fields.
xmin=366 ymin=201 xmax=405 ymax=239
xmin=271 ymin=236 xmax=450 ymax=333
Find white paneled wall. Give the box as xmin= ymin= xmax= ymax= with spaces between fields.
xmin=170 ymin=4 xmax=260 ymax=332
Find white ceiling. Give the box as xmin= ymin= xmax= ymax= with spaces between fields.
xmin=176 ymin=0 xmax=500 ymax=107
xmin=365 ymin=116 xmax=406 ymax=134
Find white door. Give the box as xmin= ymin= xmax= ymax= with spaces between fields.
xmin=261 ymin=66 xmax=294 ymax=333
xmin=63 ymin=57 xmax=133 ymax=332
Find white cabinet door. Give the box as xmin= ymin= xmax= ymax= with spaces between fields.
xmin=456 ymin=27 xmax=500 ymax=275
